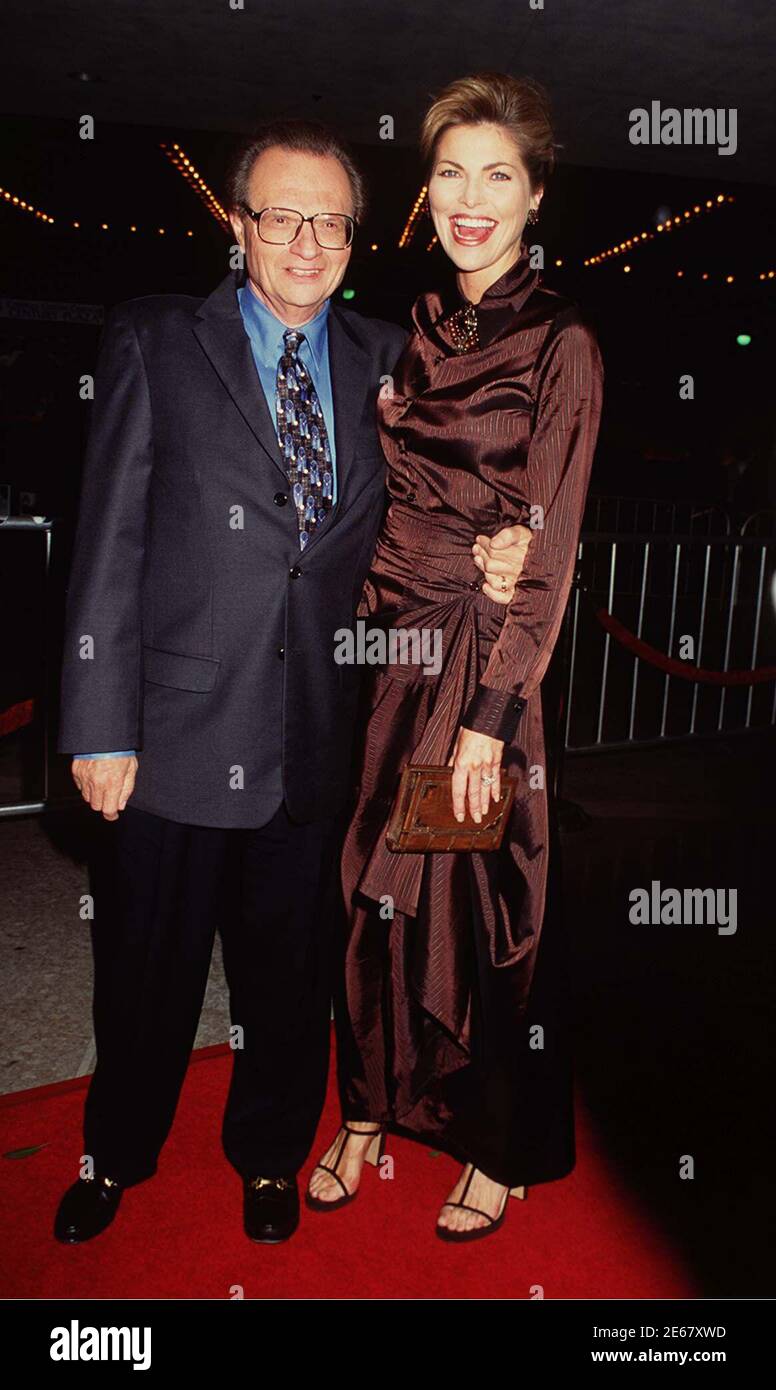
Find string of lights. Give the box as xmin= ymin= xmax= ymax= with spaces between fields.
xmin=398 ymin=185 xmax=428 ymax=248
xmin=0 ymin=186 xmax=55 ymax=223
xmin=5 ymin=171 xmax=771 ymax=289
xmin=159 ymin=141 xmax=230 ymax=229
xmin=39 ymin=218 xmax=195 ymax=236
xmin=84 ymin=223 xmax=194 ymax=236
xmin=618 ymin=264 xmax=773 ymax=282
xmin=1 ymin=154 xmax=220 ymax=237
xmin=583 ymin=193 xmax=734 ymax=266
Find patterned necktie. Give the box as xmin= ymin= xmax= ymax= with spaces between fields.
xmin=275 ymin=329 xmax=334 ymax=550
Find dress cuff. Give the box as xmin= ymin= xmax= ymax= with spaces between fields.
xmin=461 ymin=685 xmax=527 ymax=742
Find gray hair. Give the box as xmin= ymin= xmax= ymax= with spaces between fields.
xmin=225 ymin=119 xmax=367 ymax=223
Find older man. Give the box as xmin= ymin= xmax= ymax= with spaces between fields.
xmin=55 ymin=120 xmax=529 ymax=1245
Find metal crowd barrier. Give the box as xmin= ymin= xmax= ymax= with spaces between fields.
xmin=563 ymin=530 xmax=776 ymax=753
xmin=0 ymin=516 xmax=53 ymax=817
xmin=1 ymin=515 xmax=774 ymax=815
xmin=585 ymin=495 xmax=738 ymax=538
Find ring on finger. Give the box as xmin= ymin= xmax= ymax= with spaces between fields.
xmin=481 ymin=773 xmax=496 ymax=786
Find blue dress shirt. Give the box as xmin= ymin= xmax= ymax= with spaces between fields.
xmin=72 ymin=280 xmax=338 ymax=761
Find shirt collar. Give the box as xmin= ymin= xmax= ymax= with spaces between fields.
xmin=412 ymin=240 xmax=540 ymax=354
xmin=237 ymin=279 xmax=330 ymax=372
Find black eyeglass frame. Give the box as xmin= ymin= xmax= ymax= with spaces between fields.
xmin=240 ymin=203 xmax=356 ymax=248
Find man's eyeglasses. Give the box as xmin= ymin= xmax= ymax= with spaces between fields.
xmin=240 ymin=204 xmax=355 ymax=250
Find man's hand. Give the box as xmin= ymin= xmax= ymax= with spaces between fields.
xmin=447 ymin=726 xmax=504 ymax=823
xmin=71 ymin=755 xmax=138 ymax=821
xmin=471 ymin=524 xmax=534 ymax=605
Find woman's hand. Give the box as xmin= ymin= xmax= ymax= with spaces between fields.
xmin=448 ymin=726 xmax=505 ymax=823
xmin=471 ymin=524 xmax=533 ymax=604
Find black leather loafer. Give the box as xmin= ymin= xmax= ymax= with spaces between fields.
xmin=54 ymin=1174 xmax=124 ymax=1244
xmin=243 ymin=1174 xmax=299 ymax=1243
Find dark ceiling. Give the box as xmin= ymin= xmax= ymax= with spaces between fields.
xmin=3 ymin=0 xmax=775 ymax=185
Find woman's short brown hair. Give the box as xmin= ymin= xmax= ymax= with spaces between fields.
xmin=419 ymin=72 xmax=559 ymax=192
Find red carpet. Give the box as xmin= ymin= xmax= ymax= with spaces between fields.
xmin=0 ymin=1032 xmax=699 ymax=1299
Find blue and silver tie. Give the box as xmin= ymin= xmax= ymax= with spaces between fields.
xmin=275 ymin=329 xmax=334 ymax=550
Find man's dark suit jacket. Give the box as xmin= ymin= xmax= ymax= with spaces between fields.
xmin=57 ymin=269 xmax=407 ymax=827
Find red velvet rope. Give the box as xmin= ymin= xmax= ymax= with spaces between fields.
xmin=0 ymin=698 xmax=34 ymax=737
xmin=592 ymin=604 xmax=776 ymax=686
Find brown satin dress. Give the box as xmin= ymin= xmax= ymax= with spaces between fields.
xmin=334 ymin=245 xmax=604 ymax=1189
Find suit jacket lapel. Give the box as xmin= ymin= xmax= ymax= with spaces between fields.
xmin=193 ymin=271 xmax=288 ymax=486
xmin=192 ymin=275 xmax=374 ymax=532
xmin=326 ymin=304 xmax=371 ymax=515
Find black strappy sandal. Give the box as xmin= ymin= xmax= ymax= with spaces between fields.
xmin=305 ymin=1122 xmax=386 ymax=1212
xmin=436 ymin=1163 xmax=527 ymax=1242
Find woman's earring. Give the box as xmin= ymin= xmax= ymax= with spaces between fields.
xmin=526 ymin=207 xmax=539 ymax=225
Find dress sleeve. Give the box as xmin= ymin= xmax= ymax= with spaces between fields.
xmin=462 ymin=313 xmax=604 ymax=742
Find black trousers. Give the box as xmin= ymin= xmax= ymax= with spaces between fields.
xmin=83 ymin=799 xmax=342 ymax=1187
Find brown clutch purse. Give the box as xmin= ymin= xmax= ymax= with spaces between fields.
xmin=385 ymin=764 xmax=516 ymax=853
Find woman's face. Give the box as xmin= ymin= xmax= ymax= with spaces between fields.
xmin=427 ymin=122 xmax=542 ymax=284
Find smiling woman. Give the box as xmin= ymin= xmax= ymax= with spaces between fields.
xmin=309 ymin=71 xmax=604 ymax=1245
xmin=423 ymin=72 xmax=558 ymax=304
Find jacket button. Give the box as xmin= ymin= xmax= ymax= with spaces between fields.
xmin=289 ymin=564 xmax=302 ymax=579
xmin=273 ymin=491 xmax=288 ymax=506
xmin=406 ymin=490 xmax=417 ymax=502
xmin=277 ymin=646 xmax=285 ymax=659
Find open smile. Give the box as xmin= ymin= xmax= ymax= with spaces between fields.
xmin=284 ymin=266 xmax=324 ymax=278
xmin=449 ymin=215 xmax=498 ymax=246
